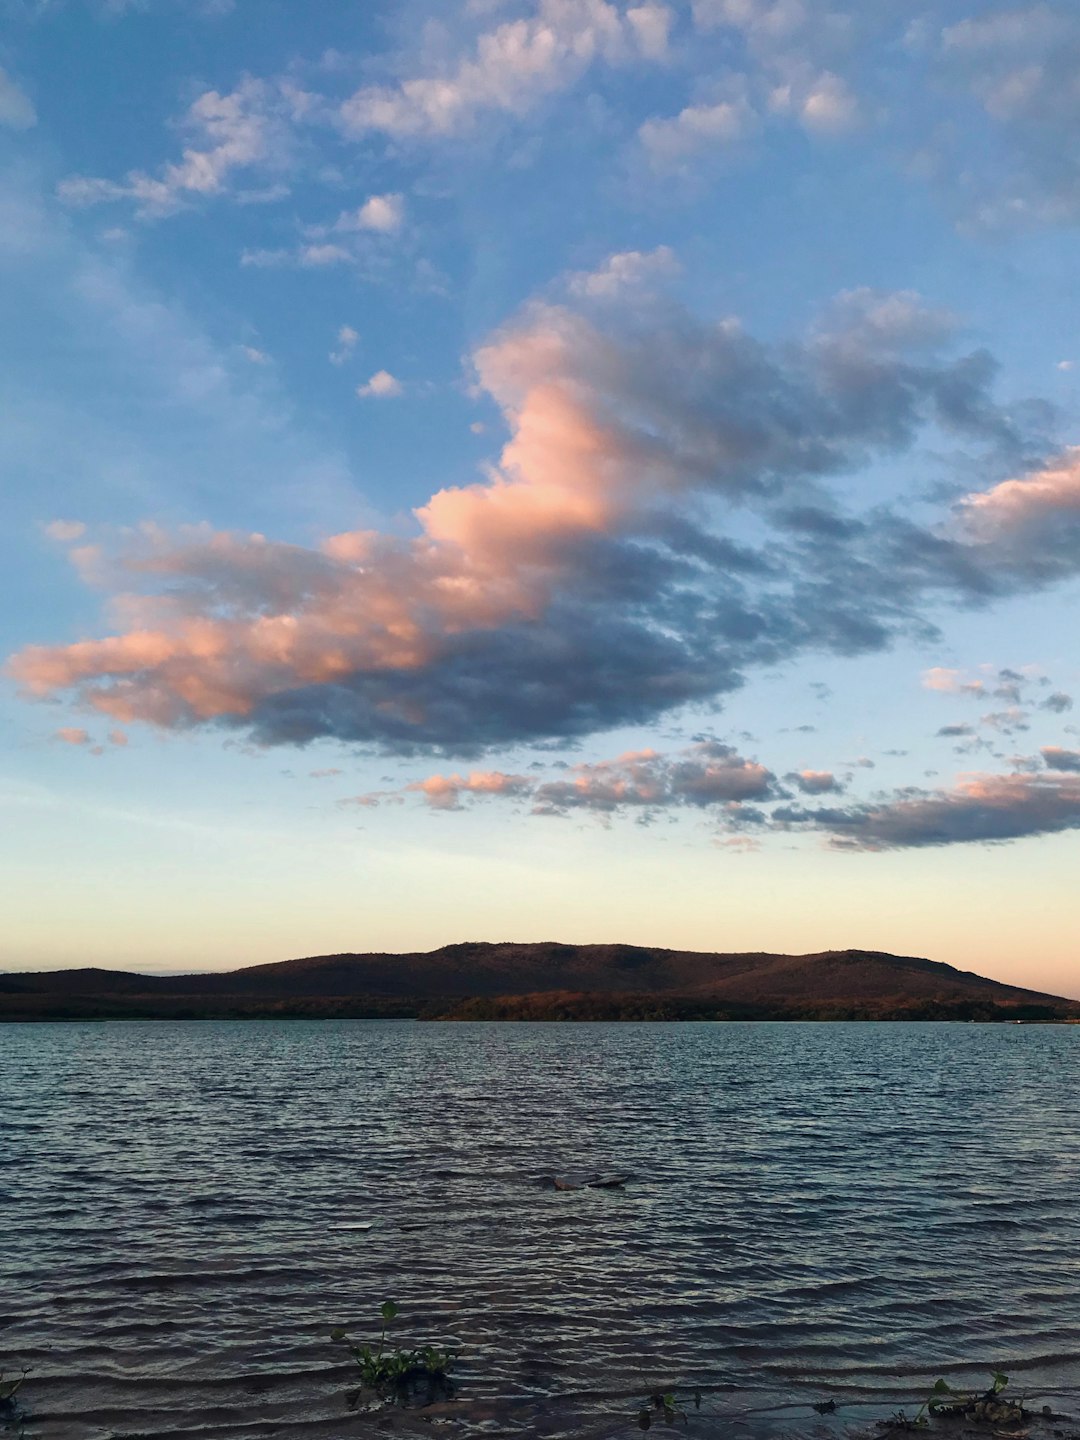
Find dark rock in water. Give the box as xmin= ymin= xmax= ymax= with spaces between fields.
xmin=813 ymin=1400 xmax=837 ymax=1414
xmin=540 ymin=1172 xmax=630 ymax=1190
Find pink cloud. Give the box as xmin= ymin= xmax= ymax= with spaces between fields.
xmin=531 ymin=744 xmax=775 ymax=814
xmin=406 ymin=770 xmax=534 ymax=810
xmin=960 ymin=446 xmax=1080 ymax=533
xmin=346 ymin=741 xmax=776 ymax=820
xmin=8 ymin=282 xmax=1071 ymax=756
xmin=921 ymin=667 xmax=986 ymax=696
xmin=44 ymin=519 xmax=86 ymax=543
xmin=54 ymin=726 xmax=90 ymax=745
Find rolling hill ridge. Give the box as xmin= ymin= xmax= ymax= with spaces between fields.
xmin=1 ymin=943 xmax=1076 ymax=1021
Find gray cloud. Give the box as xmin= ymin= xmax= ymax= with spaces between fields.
xmin=1041 ymin=746 xmax=1080 ymax=772
xmin=980 ymin=708 xmax=1030 ymax=734
xmin=770 ymin=770 xmax=1080 ymax=849
xmin=532 ymin=742 xmax=778 ymax=816
xmin=788 ymin=769 xmax=843 ymax=794
xmin=1042 ymin=691 xmax=1074 ymax=712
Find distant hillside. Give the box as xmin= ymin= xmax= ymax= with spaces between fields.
xmin=1 ymin=943 xmax=1076 ymax=1021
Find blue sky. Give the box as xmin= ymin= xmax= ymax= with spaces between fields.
xmin=3 ymin=0 xmax=1080 ymax=992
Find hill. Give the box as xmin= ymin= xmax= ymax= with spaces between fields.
xmin=1 ymin=943 xmax=1075 ymax=1021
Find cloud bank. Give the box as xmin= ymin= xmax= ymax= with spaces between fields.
xmin=8 ymin=272 xmax=1078 ymax=756
xmin=349 ymin=737 xmax=1080 ymax=853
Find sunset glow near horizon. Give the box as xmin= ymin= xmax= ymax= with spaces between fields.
xmin=2 ymin=0 xmax=1080 ymax=995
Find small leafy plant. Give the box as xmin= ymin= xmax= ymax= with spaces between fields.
xmin=883 ymin=1372 xmax=1025 ymax=1431
xmin=331 ymin=1301 xmax=457 ymax=1409
xmin=637 ymin=1389 xmax=701 ymax=1429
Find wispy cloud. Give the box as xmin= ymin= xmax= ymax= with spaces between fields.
xmin=340 ymin=0 xmax=674 ymax=139
xmin=931 ymin=3 xmax=1080 ymax=227
xmin=57 ymin=78 xmax=297 ymax=218
xmin=329 ymin=325 xmax=359 ymax=365
xmin=0 ymin=66 xmax=37 ymax=130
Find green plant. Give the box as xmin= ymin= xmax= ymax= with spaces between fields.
xmin=883 ymin=1372 xmax=1023 ymax=1431
xmin=637 ymin=1389 xmax=701 ymax=1429
xmin=331 ymin=1301 xmax=457 ymax=1409
xmin=884 ymin=1407 xmax=927 ymax=1430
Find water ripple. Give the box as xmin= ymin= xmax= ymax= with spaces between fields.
xmin=2 ymin=1020 xmax=1079 ymax=1438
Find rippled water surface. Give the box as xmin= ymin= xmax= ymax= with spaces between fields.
xmin=3 ymin=1021 xmax=1080 ymax=1439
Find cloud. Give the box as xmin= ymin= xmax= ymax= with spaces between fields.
xmin=44 ymin=519 xmax=87 ymax=542
xmin=356 ymin=369 xmax=403 ymax=398
xmin=790 ymin=768 xmax=842 ymax=794
xmin=54 ymin=726 xmax=90 ymax=745
xmin=340 ymin=0 xmax=673 ymax=139
xmin=937 ymin=723 xmax=974 ymax=738
xmin=0 ymin=67 xmax=37 ymax=130
xmin=57 ymin=78 xmax=295 ymax=218
xmin=772 ymin=769 xmax=1080 ymax=850
xmin=241 ymin=345 xmax=270 ymax=365
xmin=341 ymin=193 xmax=405 ymax=234
xmin=957 ymin=447 xmax=1080 ymax=580
xmin=933 ymin=4 xmax=1080 ymax=226
xmin=638 ymin=93 xmax=758 ymax=169
xmin=532 ymin=742 xmax=776 ymax=814
xmin=6 ymin=278 xmax=1069 ymax=756
xmin=1041 ymin=746 xmax=1080 ymax=771
xmin=1041 ymin=691 xmax=1073 ymax=712
xmin=329 ymin=325 xmax=359 ymax=365
xmin=298 ymin=243 xmax=352 ymax=268
xmin=357 ymin=740 xmax=777 ymax=816
xmin=922 ymin=667 xmax=985 ymax=696
xmin=980 ymin=707 xmax=1029 ymax=734
xmin=784 ymin=70 xmax=860 ymax=135
xmin=636 ymin=0 xmax=863 ymax=177
xmin=409 ymin=770 xmax=535 ymax=810
xmin=566 ymin=246 xmax=679 ymax=297
xmin=245 ymin=194 xmax=408 ymax=273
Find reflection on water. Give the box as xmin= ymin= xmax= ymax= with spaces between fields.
xmin=2 ymin=1020 xmax=1079 ymax=1438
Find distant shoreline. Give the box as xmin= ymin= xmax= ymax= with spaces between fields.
xmin=2 ymin=1009 xmax=1078 ymax=1025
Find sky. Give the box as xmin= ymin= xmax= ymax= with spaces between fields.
xmin=2 ymin=0 xmax=1080 ymax=994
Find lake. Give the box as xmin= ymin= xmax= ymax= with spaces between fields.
xmin=2 ymin=1020 xmax=1079 ymax=1438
